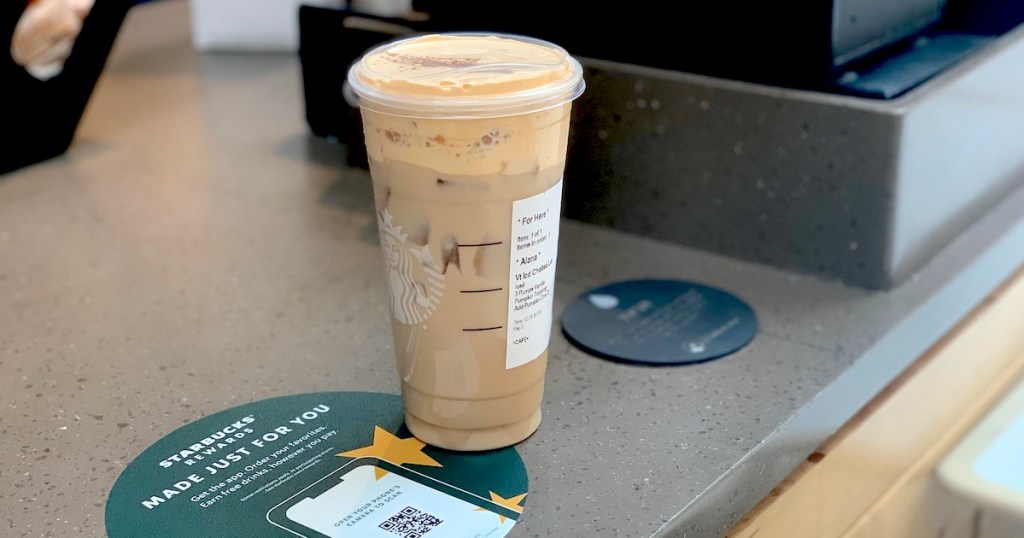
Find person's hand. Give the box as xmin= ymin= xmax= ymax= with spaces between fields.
xmin=11 ymin=0 xmax=95 ymax=80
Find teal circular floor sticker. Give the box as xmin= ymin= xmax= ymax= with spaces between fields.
xmin=106 ymin=392 xmax=528 ymax=537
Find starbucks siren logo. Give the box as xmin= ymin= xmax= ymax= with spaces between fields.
xmin=378 ymin=209 xmax=445 ymax=324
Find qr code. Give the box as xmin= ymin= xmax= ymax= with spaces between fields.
xmin=378 ymin=506 xmax=443 ymax=538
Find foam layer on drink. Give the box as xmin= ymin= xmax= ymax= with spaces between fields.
xmin=363 ymin=105 xmax=569 ymax=177
xmin=353 ymin=34 xmax=575 ymax=99
xmin=349 ymin=34 xmax=584 ymax=118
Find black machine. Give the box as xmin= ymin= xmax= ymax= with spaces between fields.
xmin=299 ymin=0 xmax=1024 ymax=159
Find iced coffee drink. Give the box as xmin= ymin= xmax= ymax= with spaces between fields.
xmin=348 ymin=34 xmax=584 ymax=450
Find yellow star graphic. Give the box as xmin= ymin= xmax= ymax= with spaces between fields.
xmin=474 ymin=491 xmax=527 ymax=524
xmin=337 ymin=426 xmax=442 ymax=479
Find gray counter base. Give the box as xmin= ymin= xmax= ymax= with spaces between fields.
xmin=565 ymin=26 xmax=1024 ymax=289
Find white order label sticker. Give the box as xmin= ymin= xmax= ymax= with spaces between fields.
xmin=506 ymin=180 xmax=562 ymax=370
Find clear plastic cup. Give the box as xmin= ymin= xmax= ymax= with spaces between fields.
xmin=348 ymin=33 xmax=584 ymax=450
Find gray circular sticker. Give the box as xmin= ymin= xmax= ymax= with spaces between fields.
xmin=106 ymin=392 xmax=529 ymax=537
xmin=561 ymin=279 xmax=757 ymax=365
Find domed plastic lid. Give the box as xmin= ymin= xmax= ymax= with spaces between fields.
xmin=347 ymin=33 xmax=585 ymax=118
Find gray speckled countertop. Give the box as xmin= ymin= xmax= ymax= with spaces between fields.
xmin=3 ymin=3 xmax=1024 ymax=538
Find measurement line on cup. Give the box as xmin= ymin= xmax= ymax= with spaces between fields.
xmin=461 ymin=288 xmax=503 ymax=294
xmin=457 ymin=241 xmax=503 ymax=248
xmin=463 ymin=326 xmax=503 ymax=332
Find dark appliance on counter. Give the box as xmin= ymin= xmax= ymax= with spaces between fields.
xmin=300 ymin=0 xmax=1024 ymax=151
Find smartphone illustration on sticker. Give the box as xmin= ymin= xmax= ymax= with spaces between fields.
xmin=266 ymin=457 xmax=520 ymax=538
